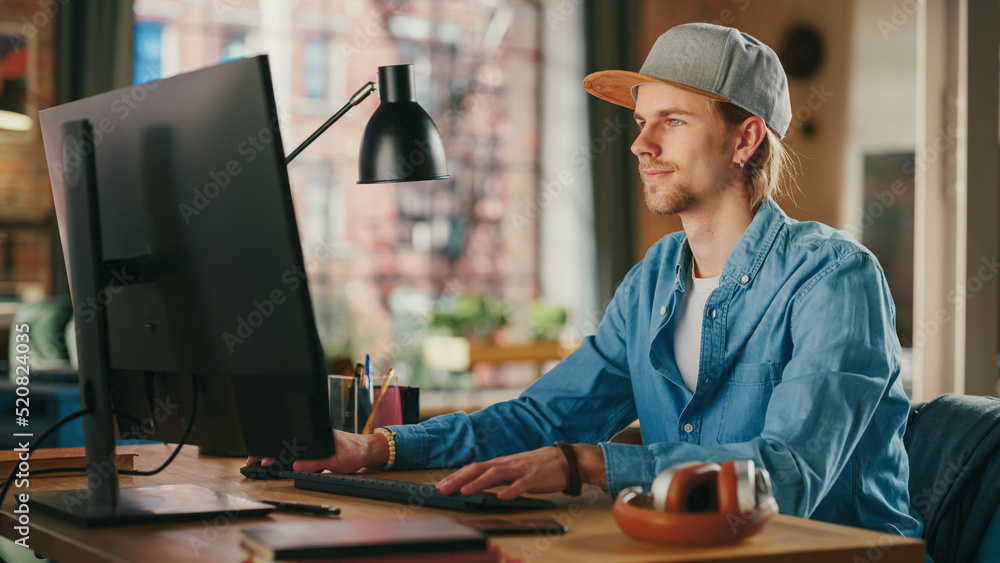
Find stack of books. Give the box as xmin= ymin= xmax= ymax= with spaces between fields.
xmin=0 ymin=447 xmax=137 ymax=481
xmin=240 ymin=516 xmax=518 ymax=563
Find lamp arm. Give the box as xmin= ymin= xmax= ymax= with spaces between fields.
xmin=284 ymin=81 xmax=377 ymax=165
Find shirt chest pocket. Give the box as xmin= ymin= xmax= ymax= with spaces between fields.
xmin=716 ymin=362 xmax=781 ymax=443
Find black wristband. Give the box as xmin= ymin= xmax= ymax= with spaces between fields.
xmin=554 ymin=441 xmax=582 ymax=496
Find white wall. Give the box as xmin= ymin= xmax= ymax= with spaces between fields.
xmin=538 ymin=0 xmax=599 ymax=336
xmin=842 ymin=0 xmax=918 ymax=237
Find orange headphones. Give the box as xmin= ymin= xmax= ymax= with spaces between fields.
xmin=612 ymin=459 xmax=778 ymax=545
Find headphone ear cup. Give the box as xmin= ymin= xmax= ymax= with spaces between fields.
xmin=652 ymin=462 xmax=721 ymax=512
xmin=668 ymin=464 xmax=720 ymax=513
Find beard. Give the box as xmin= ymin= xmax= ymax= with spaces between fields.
xmin=639 ymin=160 xmax=696 ymax=216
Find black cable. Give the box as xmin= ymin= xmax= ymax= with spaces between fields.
xmin=120 ymin=379 xmax=199 ymax=477
xmin=0 ymin=378 xmax=201 ymax=510
xmin=0 ymin=407 xmax=92 ymax=508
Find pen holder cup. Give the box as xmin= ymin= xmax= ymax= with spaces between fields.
xmin=328 ymin=375 xmax=420 ymax=433
xmin=328 ymin=375 xmax=359 ymax=433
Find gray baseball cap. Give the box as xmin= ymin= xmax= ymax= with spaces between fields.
xmin=583 ymin=23 xmax=792 ymax=138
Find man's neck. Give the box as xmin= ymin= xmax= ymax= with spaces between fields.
xmin=680 ymin=196 xmax=755 ymax=279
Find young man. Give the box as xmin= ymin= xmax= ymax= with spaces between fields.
xmin=259 ymin=23 xmax=922 ymax=536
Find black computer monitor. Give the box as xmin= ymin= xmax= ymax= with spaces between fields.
xmin=34 ymin=55 xmax=335 ymax=525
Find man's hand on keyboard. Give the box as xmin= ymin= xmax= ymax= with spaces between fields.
xmin=435 ymin=443 xmax=606 ymax=500
xmin=246 ymin=430 xmax=391 ymax=474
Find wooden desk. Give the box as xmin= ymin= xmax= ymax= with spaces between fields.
xmin=1 ymin=445 xmax=925 ymax=563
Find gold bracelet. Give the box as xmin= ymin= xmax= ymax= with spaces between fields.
xmin=373 ymin=427 xmax=396 ymax=471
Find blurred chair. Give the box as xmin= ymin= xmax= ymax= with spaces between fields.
xmin=6 ymin=295 xmax=75 ymax=376
xmin=904 ymin=393 xmax=1000 ymax=563
xmin=1 ymin=296 xmax=81 ymax=447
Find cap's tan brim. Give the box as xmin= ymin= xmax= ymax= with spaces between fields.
xmin=582 ymin=70 xmax=728 ymax=109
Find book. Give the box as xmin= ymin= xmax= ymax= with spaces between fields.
xmin=240 ymin=516 xmax=488 ymax=561
xmin=0 ymin=447 xmax=137 ymax=481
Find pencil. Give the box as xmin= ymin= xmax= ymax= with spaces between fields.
xmin=361 ymin=368 xmax=395 ymax=434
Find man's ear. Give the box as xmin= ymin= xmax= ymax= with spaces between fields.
xmin=735 ymin=115 xmax=767 ymax=164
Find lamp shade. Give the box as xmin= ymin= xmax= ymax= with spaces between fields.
xmin=358 ymin=65 xmax=449 ymax=184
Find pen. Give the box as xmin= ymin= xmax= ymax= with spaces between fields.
xmin=365 ymin=354 xmax=373 ymax=406
xmin=353 ymin=363 xmax=364 ymax=433
xmin=261 ymin=500 xmax=341 ymax=516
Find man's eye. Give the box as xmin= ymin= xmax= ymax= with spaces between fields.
xmin=669 ymin=119 xmax=684 ymax=126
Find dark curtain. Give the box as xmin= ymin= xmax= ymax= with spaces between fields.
xmin=583 ymin=0 xmax=640 ymax=304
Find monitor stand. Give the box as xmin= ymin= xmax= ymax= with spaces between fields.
xmin=30 ymin=484 xmax=274 ymax=527
xmin=28 ymin=119 xmax=272 ymax=526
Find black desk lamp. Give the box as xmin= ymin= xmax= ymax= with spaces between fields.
xmin=285 ymin=64 xmax=449 ymax=183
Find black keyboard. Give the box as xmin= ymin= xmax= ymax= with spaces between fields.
xmin=282 ymin=471 xmax=558 ymax=512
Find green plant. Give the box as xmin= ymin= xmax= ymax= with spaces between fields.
xmin=431 ymin=295 xmax=510 ymax=340
xmin=529 ymin=300 xmax=567 ymax=341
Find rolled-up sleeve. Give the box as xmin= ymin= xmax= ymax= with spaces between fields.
xmin=388 ymin=265 xmax=642 ymax=471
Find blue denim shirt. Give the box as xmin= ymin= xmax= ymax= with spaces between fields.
xmin=389 ymin=200 xmax=922 ymax=537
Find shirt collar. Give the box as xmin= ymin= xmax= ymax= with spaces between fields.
xmin=674 ymin=242 xmax=692 ymax=291
xmin=720 ymin=199 xmax=786 ymax=287
xmin=672 ymin=199 xmax=787 ymax=290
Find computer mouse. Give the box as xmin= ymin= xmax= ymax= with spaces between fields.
xmin=240 ymin=460 xmax=289 ymax=480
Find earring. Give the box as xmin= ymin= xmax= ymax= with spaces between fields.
xmin=739 ymin=160 xmax=745 ymax=172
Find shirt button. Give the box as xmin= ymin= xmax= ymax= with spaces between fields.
xmin=683 ymin=423 xmax=694 ymax=433
xmin=741 ymin=275 xmax=750 ymax=283
xmin=710 ymin=309 xmax=716 ymax=318
xmin=660 ymin=306 xmax=666 ymax=315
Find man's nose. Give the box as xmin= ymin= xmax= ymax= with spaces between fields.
xmin=631 ymin=128 xmax=660 ymax=158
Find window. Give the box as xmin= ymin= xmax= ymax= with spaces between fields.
xmin=303 ymin=37 xmax=328 ymax=100
xmin=301 ymin=176 xmax=331 ymax=246
xmin=220 ymin=31 xmax=247 ymax=63
xmin=133 ymin=0 xmax=551 ymax=392
xmin=133 ymin=20 xmax=162 ymax=84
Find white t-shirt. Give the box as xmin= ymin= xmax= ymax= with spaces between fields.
xmin=672 ymin=268 xmax=720 ymax=393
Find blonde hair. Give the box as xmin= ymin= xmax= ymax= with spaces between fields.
xmin=714 ymin=101 xmax=799 ymax=211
